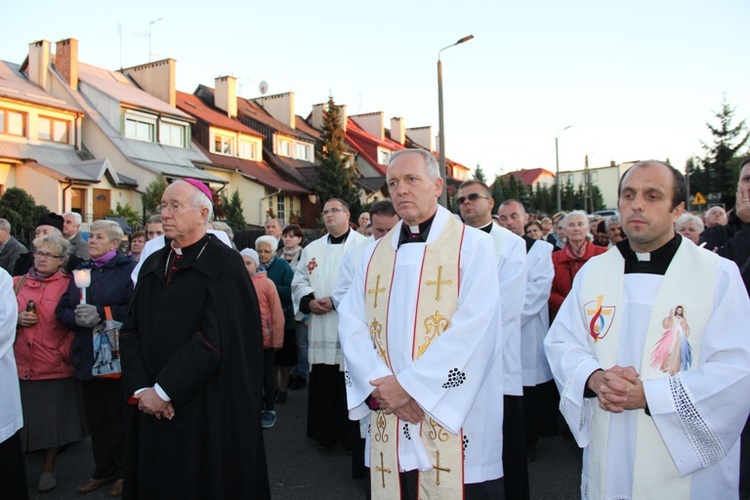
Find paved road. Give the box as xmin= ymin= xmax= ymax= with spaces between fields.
xmin=24 ymin=385 xmax=581 ymax=499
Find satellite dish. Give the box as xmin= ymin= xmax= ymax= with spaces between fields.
xmin=259 ymin=81 xmax=268 ymax=95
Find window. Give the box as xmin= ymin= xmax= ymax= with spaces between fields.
xmin=125 ymin=116 xmax=155 ymax=142
xmin=567 ymin=174 xmax=574 ymax=184
xmin=378 ymin=149 xmax=391 ymax=165
xmin=0 ymin=108 xmax=26 ymax=136
xmin=213 ymin=134 xmax=234 ymax=155
xmin=160 ymin=122 xmax=186 ymax=147
xmin=295 ymin=143 xmax=311 ymax=161
xmin=38 ymin=116 xmax=69 ymax=143
xmin=276 ymin=195 xmax=286 ymax=223
xmin=239 ymin=140 xmax=257 ymax=160
xmin=278 ymin=139 xmax=291 ymax=157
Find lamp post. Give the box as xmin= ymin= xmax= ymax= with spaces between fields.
xmin=438 ymin=34 xmax=474 ymax=207
xmin=555 ymin=125 xmax=572 ymax=212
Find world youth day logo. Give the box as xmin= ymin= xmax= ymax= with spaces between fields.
xmin=584 ymin=295 xmax=616 ymax=342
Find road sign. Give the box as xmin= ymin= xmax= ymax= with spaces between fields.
xmin=693 ymin=192 xmax=707 ymax=205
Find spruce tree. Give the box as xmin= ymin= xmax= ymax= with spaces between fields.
xmin=141 ymin=175 xmax=168 ymax=216
xmin=314 ymin=96 xmax=362 ymax=217
xmin=491 ymin=175 xmax=505 ymax=207
xmin=472 ymin=164 xmax=487 ymax=184
xmin=224 ymin=189 xmax=247 ymax=232
xmin=700 ymin=97 xmax=749 ymax=207
xmin=0 ymin=187 xmax=49 ymax=246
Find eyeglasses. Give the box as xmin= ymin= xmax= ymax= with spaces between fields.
xmin=157 ymin=202 xmax=198 ymax=214
xmin=457 ymin=193 xmax=491 ymax=205
xmin=321 ymin=208 xmax=346 ymax=216
xmin=33 ymin=251 xmax=64 ymax=260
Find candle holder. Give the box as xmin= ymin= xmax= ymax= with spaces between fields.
xmin=72 ymin=268 xmax=92 ymax=304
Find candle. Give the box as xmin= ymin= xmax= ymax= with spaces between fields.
xmin=72 ymin=269 xmax=92 ymax=304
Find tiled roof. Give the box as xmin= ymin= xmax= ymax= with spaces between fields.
xmin=0 ymin=61 xmax=81 ymax=113
xmin=502 ymin=168 xmax=555 ymax=186
xmin=78 ymin=62 xmax=192 ymax=120
xmin=345 ymin=118 xmax=406 ymax=176
xmin=176 ymin=91 xmax=264 ymax=138
xmin=193 ymin=142 xmax=309 ymax=194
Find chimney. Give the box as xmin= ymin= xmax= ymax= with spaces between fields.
xmin=122 ymin=59 xmax=176 ymax=106
xmin=351 ymin=112 xmax=384 ymax=141
xmin=406 ymin=126 xmax=435 ymax=152
xmin=27 ymin=40 xmax=51 ymax=90
xmin=610 ymin=160 xmax=616 ymax=167
xmin=255 ymin=92 xmax=295 ymax=128
xmin=390 ymin=117 xmax=405 ymax=145
xmin=214 ymin=76 xmax=237 ymax=118
xmin=311 ymin=102 xmax=348 ymax=132
xmin=55 ymin=38 xmax=78 ymax=90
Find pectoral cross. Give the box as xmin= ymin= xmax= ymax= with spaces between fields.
xmin=425 ymin=266 xmax=452 ymax=301
xmin=375 ymin=451 xmax=391 ymax=488
xmin=368 ymin=274 xmax=386 ymax=308
xmin=432 ymin=450 xmax=451 ymax=486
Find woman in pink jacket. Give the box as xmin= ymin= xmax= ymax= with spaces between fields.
xmin=241 ymin=248 xmax=284 ymax=429
xmin=14 ymin=234 xmax=86 ymax=493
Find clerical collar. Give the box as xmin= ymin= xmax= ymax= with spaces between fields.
xmin=617 ymin=234 xmax=682 ymax=275
xmin=398 ymin=213 xmax=436 ymax=247
xmin=165 ymin=234 xmax=211 ymax=276
xmin=478 ymin=221 xmax=494 ymax=234
xmin=328 ymin=229 xmax=350 ymax=245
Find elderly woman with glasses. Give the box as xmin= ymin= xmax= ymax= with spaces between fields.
xmin=56 ymin=220 xmax=136 ymax=497
xmin=256 ymin=235 xmax=297 ymax=405
xmin=13 ymin=234 xmax=87 ymax=493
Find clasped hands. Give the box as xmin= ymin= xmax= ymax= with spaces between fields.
xmin=370 ymin=375 xmax=424 ymax=424
xmin=587 ymin=365 xmax=647 ymax=413
xmin=134 ymin=387 xmax=175 ymax=420
xmin=308 ymin=296 xmax=333 ymax=315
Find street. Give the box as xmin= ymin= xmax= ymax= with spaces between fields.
xmin=24 ymin=385 xmax=581 ymax=499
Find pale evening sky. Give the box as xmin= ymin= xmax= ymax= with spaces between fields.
xmin=2 ymin=0 xmax=749 ymax=179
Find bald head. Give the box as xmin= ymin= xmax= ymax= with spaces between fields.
xmin=497 ymin=199 xmax=527 ymax=236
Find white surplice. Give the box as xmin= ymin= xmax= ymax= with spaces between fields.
xmin=330 ymin=236 xmax=374 ymax=310
xmin=486 ymin=223 xmax=527 ymax=396
xmin=521 ymin=238 xmax=554 ymax=386
xmin=292 ymin=230 xmax=366 ymax=369
xmin=0 ymin=269 xmax=20 ymax=444
xmin=338 ymin=206 xmax=504 ymax=484
xmin=545 ymin=247 xmax=750 ymax=499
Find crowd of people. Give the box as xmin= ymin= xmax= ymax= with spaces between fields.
xmin=0 ymin=155 xmax=749 ymax=499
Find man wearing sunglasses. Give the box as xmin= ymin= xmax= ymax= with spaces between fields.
xmin=458 ymin=181 xmax=529 ymax=500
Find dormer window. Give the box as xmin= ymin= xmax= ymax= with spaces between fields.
xmin=160 ymin=120 xmax=187 ymax=148
xmin=38 ymin=116 xmax=70 ymax=143
xmin=214 ymin=134 xmax=235 ymax=155
xmin=124 ymin=111 xmax=156 ymax=142
xmin=278 ymin=138 xmax=291 ymax=157
xmin=378 ymin=149 xmax=391 ymax=165
xmin=295 ymin=143 xmax=312 ymax=161
xmin=239 ymin=139 xmax=259 ymax=161
xmin=0 ymin=108 xmax=26 ymax=137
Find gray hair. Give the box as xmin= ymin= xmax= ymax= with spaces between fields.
xmin=188 ymin=184 xmax=214 ymax=223
xmin=0 ymin=218 xmax=10 ymax=232
xmin=705 ymin=206 xmax=725 ymax=217
xmin=388 ymin=149 xmax=440 ymax=181
xmin=32 ymin=234 xmax=70 ymax=263
xmin=212 ymin=221 xmax=234 ymax=242
xmin=255 ymin=234 xmax=278 ymax=253
xmin=676 ymin=213 xmax=704 ymax=233
xmin=62 ymin=211 xmax=82 ymax=225
xmin=90 ymin=220 xmax=123 ymax=244
xmin=605 ymin=215 xmax=621 ymax=231
xmin=562 ymin=210 xmax=588 ymax=226
xmin=146 ymin=214 xmax=162 ymax=225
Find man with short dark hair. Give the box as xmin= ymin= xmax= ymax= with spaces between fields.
xmin=62 ymin=211 xmax=89 ymax=259
xmin=0 ymin=219 xmax=26 ymax=274
xmin=121 ymin=179 xmax=269 ymax=498
xmin=459 ymin=182 xmax=529 ymax=499
xmin=292 ymin=198 xmax=366 ymax=450
xmin=339 ymin=150 xmax=504 ymax=498
xmin=497 ymin=199 xmax=557 ymax=464
xmin=546 ymin=160 xmax=750 ymax=498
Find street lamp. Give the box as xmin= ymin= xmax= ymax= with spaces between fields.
xmin=438 ymin=34 xmax=474 ymax=207
xmin=555 ymin=125 xmax=572 ymax=212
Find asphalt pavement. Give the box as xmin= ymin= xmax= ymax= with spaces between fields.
xmin=24 ymin=384 xmax=581 ymax=499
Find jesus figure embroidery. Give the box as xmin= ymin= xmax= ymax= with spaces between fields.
xmin=650 ymin=305 xmax=692 ymax=375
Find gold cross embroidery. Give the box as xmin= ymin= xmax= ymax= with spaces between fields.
xmin=425 ymin=266 xmax=452 ymax=301
xmin=368 ymin=274 xmax=386 ymax=308
xmin=375 ymin=451 xmax=391 ymax=488
xmin=432 ymin=450 xmax=451 ymax=486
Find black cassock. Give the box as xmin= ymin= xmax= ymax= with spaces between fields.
xmin=121 ymin=234 xmax=269 ymax=499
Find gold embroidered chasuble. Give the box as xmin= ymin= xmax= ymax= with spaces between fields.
xmin=578 ymin=241 xmax=719 ymax=499
xmin=365 ymin=215 xmax=466 ymax=499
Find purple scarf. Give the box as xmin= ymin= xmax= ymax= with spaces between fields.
xmin=92 ymin=250 xmax=118 ymax=268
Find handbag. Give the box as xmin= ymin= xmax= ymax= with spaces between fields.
xmin=91 ymin=306 xmax=122 ymax=379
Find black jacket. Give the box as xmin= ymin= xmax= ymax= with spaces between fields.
xmin=699 ymin=211 xmax=750 ymax=295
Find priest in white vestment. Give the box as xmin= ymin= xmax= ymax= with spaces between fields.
xmin=458 ymin=182 xmax=529 ymax=499
xmin=545 ymin=160 xmax=750 ymax=499
xmin=339 ymin=150 xmax=504 ymax=499
xmin=291 ymin=198 xmax=366 ymax=451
